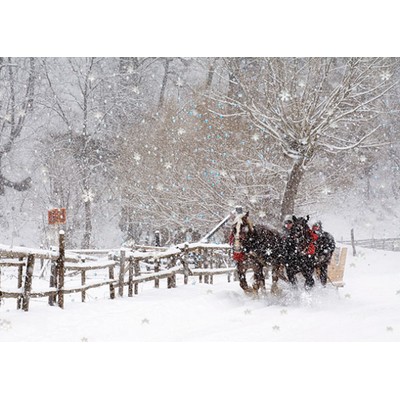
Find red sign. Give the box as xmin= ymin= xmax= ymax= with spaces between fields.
xmin=48 ymin=208 xmax=66 ymax=225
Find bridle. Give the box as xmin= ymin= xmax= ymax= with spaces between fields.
xmin=231 ymin=213 xmax=253 ymax=262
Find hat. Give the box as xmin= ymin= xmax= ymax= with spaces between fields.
xmin=312 ymin=221 xmax=322 ymax=230
xmin=283 ymin=215 xmax=293 ymax=224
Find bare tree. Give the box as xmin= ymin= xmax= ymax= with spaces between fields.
xmin=212 ymin=57 xmax=399 ymax=220
xmin=0 ymin=57 xmax=35 ymax=194
xmin=40 ymin=57 xmax=117 ymax=248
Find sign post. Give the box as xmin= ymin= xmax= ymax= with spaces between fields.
xmin=47 ymin=208 xmax=66 ymax=307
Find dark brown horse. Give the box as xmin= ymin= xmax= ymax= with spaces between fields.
xmin=229 ymin=212 xmax=328 ymax=294
xmin=229 ymin=212 xmax=287 ymax=295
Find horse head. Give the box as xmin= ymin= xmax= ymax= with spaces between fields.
xmin=230 ymin=211 xmax=255 ymax=260
xmin=290 ymin=215 xmax=311 ymax=251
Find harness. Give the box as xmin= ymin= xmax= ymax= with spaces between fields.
xmin=230 ymin=214 xmax=251 ymax=263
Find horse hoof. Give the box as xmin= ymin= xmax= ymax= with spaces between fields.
xmin=243 ymin=288 xmax=259 ymax=298
xmin=271 ymin=284 xmax=282 ymax=296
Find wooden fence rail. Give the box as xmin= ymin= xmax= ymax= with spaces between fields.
xmin=0 ymin=234 xmax=235 ymax=312
xmin=339 ymin=234 xmax=400 ymax=252
xmin=1 ymin=232 xmax=348 ymax=312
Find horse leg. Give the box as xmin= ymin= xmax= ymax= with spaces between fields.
xmin=303 ymin=260 xmax=315 ymax=290
xmin=319 ymin=262 xmax=328 ymax=286
xmin=271 ymin=264 xmax=282 ymax=295
xmin=252 ymin=261 xmax=265 ymax=293
xmin=285 ymin=264 xmax=298 ymax=287
xmin=237 ymin=262 xmax=252 ymax=292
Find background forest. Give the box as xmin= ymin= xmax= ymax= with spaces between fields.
xmin=1 ymin=57 xmax=400 ymax=248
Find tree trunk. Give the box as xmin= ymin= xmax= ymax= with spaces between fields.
xmin=205 ymin=58 xmax=218 ymax=91
xmin=82 ymin=199 xmax=92 ymax=249
xmin=280 ymin=158 xmax=306 ymax=221
xmin=158 ymin=58 xmax=171 ymax=109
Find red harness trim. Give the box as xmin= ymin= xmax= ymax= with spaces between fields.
xmin=307 ymin=230 xmax=319 ymax=255
xmin=233 ymin=251 xmax=246 ymax=262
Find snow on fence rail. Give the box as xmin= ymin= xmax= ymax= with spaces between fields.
xmin=340 ymin=237 xmax=400 ymax=251
xmin=0 ymin=232 xmax=236 ymax=312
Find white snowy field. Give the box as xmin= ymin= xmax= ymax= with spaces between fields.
xmin=1 ymin=245 xmax=400 ymax=341
xmin=2 ymin=244 xmax=400 ymax=400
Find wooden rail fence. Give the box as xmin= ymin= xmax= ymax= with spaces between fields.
xmin=1 ymin=232 xmax=350 ymax=312
xmin=0 ymin=233 xmax=236 ymax=312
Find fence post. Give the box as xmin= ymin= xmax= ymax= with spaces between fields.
xmin=108 ymin=254 xmax=115 ymax=299
xmin=198 ymin=248 xmax=203 ymax=283
xmin=81 ymin=256 xmax=86 ymax=303
xmin=134 ymin=259 xmax=140 ymax=295
xmin=204 ymin=248 xmax=209 ymax=284
xmin=154 ymin=258 xmax=160 ymax=288
xmin=22 ymin=254 xmax=35 ymax=312
xmin=351 ymin=228 xmax=357 ymax=256
xmin=119 ymin=250 xmax=126 ymax=297
xmin=183 ymin=244 xmax=189 ymax=285
xmin=209 ymin=249 xmax=214 ymax=285
xmin=57 ymin=230 xmax=65 ymax=309
xmin=17 ymin=256 xmax=24 ymax=309
xmin=168 ymin=256 xmax=177 ymax=289
xmin=128 ymin=257 xmax=134 ymax=297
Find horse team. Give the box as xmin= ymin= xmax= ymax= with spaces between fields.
xmin=229 ymin=212 xmax=336 ymax=295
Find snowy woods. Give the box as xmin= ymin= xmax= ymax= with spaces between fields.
xmin=1 ymin=57 xmax=400 ymax=248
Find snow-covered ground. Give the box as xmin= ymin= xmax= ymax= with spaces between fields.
xmin=1 ymin=245 xmax=400 ymax=342
xmin=2 ymin=243 xmax=399 ymax=399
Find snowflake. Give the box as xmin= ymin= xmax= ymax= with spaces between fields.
xmin=88 ymin=75 xmax=95 ymax=82
xmin=94 ymin=112 xmax=103 ymax=119
xmin=359 ymin=155 xmax=367 ymax=163
xmin=298 ymin=81 xmax=306 ymax=88
xmin=278 ymin=90 xmax=291 ymax=102
xmin=272 ymin=325 xmax=280 ymax=331
xmin=133 ymin=153 xmax=141 ymax=162
xmin=265 ymin=248 xmax=272 ymax=256
xmin=321 ymin=187 xmax=331 ymax=196
xmin=220 ymin=170 xmax=227 ymax=177
xmin=156 ymin=183 xmax=164 ymax=191
xmin=132 ymin=86 xmax=140 ymax=94
xmin=258 ymin=211 xmax=266 ymax=218
xmin=250 ymin=196 xmax=257 ymax=204
xmin=252 ymin=134 xmax=260 ymax=141
xmin=0 ymin=319 xmax=12 ymax=331
xmin=329 ymin=121 xmax=338 ymax=129
xmin=177 ymin=128 xmax=186 ymax=135
xmin=82 ymin=189 xmax=95 ymax=203
xmin=380 ymin=71 xmax=391 ymax=81
xmin=164 ymin=162 xmax=172 ymax=170
xmin=176 ymin=77 xmax=184 ymax=87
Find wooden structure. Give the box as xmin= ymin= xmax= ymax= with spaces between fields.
xmin=327 ymin=247 xmax=347 ymax=287
xmin=0 ymin=236 xmax=236 ymax=312
xmin=0 ymin=233 xmax=349 ymax=312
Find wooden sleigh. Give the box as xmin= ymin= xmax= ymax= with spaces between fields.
xmin=326 ymin=247 xmax=347 ymax=287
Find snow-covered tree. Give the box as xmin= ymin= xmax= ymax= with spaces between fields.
xmin=211 ymin=57 xmax=399 ymax=220
xmin=0 ymin=57 xmax=35 ymax=194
